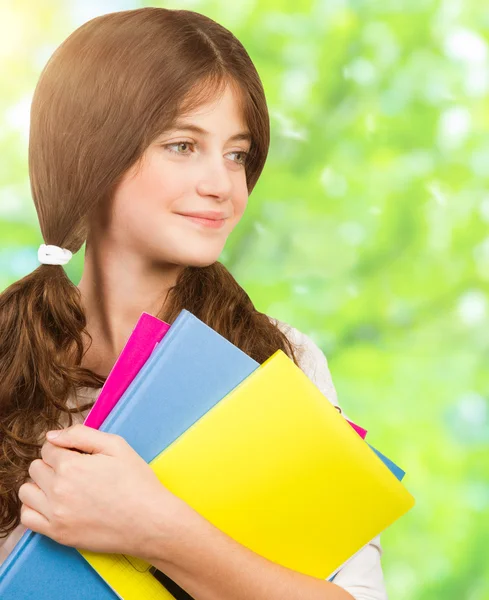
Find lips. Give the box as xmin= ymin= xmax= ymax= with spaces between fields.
xmin=176 ymin=211 xmax=228 ymax=220
xmin=176 ymin=212 xmax=228 ymax=229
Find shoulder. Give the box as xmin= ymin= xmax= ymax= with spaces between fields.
xmin=267 ymin=315 xmax=339 ymax=409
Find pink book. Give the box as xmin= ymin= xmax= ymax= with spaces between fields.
xmin=347 ymin=419 xmax=367 ymax=439
xmin=83 ymin=312 xmax=170 ymax=430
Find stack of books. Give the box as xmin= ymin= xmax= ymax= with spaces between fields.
xmin=0 ymin=311 xmax=414 ymax=599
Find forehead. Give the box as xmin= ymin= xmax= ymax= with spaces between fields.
xmin=178 ymin=79 xmax=247 ymax=125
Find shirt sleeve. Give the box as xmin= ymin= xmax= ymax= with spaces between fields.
xmin=272 ymin=318 xmax=389 ymax=600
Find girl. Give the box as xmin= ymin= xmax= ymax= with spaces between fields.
xmin=0 ymin=7 xmax=387 ymax=599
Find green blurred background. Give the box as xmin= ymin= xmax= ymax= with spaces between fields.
xmin=1 ymin=0 xmax=487 ymax=597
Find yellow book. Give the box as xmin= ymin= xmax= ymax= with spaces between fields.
xmin=81 ymin=350 xmax=414 ymax=599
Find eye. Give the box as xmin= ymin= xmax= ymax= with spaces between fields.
xmin=228 ymin=151 xmax=249 ymax=166
xmin=165 ymin=141 xmax=194 ymax=155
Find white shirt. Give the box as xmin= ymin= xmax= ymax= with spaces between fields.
xmin=0 ymin=318 xmax=388 ymax=599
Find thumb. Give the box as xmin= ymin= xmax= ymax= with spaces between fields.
xmin=46 ymin=424 xmax=121 ymax=455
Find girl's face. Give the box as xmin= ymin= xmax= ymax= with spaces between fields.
xmin=96 ymin=83 xmax=251 ymax=269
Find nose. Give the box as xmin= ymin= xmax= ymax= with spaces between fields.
xmin=196 ymin=154 xmax=234 ymax=202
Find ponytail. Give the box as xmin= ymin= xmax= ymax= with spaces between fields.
xmin=0 ymin=264 xmax=105 ymax=536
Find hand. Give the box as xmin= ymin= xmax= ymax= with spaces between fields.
xmin=19 ymin=424 xmax=184 ymax=559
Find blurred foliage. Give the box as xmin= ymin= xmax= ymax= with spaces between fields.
xmin=1 ymin=0 xmax=488 ymax=598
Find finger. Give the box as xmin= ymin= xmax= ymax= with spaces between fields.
xmin=28 ymin=458 xmax=55 ymax=492
xmin=45 ymin=424 xmax=123 ymax=456
xmin=41 ymin=441 xmax=77 ymax=470
xmin=20 ymin=503 xmax=50 ymax=536
xmin=18 ymin=482 xmax=50 ymax=519
xmin=40 ymin=441 xmax=75 ymax=470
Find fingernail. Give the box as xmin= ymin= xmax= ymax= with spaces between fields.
xmin=46 ymin=430 xmax=61 ymax=440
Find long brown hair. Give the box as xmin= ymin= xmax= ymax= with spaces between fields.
xmin=0 ymin=7 xmax=298 ymax=537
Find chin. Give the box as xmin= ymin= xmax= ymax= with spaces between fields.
xmin=186 ymin=255 xmax=221 ymax=268
xmin=177 ymin=239 xmax=227 ymax=268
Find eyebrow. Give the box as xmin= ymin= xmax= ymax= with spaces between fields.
xmin=169 ymin=121 xmax=252 ymax=144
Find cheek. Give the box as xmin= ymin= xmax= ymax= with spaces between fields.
xmin=233 ymin=189 xmax=249 ymax=220
xmin=136 ymin=164 xmax=182 ymax=209
xmin=230 ymin=171 xmax=249 ymax=217
xmin=115 ymin=165 xmax=184 ymax=223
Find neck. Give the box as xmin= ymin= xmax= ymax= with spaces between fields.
xmin=76 ymin=242 xmax=183 ymax=376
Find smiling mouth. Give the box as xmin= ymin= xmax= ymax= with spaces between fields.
xmin=177 ymin=214 xmax=228 ymax=229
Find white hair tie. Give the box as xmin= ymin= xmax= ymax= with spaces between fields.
xmin=38 ymin=244 xmax=73 ymax=266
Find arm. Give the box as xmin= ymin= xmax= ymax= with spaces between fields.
xmin=145 ymin=492 xmax=355 ymax=600
xmin=19 ymin=326 xmax=387 ymax=600
xmin=19 ymin=425 xmax=355 ymax=600
xmin=19 ymin=425 xmax=366 ymax=600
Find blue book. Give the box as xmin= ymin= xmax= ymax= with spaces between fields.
xmin=97 ymin=309 xmax=258 ymax=461
xmin=0 ymin=310 xmax=259 ymax=599
xmin=0 ymin=530 xmax=116 ymax=599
